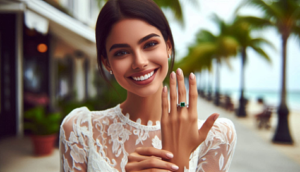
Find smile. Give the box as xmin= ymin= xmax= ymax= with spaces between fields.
xmin=132 ymin=71 xmax=154 ymax=81
xmin=129 ymin=68 xmax=158 ymax=85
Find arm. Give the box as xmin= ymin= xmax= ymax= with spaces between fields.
xmin=195 ymin=119 xmax=237 ymax=172
xmin=59 ymin=108 xmax=89 ymax=172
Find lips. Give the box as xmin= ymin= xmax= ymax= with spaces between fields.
xmin=128 ymin=68 xmax=159 ymax=85
xmin=129 ymin=68 xmax=158 ymax=78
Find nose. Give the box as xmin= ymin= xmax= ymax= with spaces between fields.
xmin=131 ymin=52 xmax=148 ymax=69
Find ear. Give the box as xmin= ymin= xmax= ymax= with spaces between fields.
xmin=101 ymin=56 xmax=112 ymax=71
xmin=166 ymin=39 xmax=172 ymax=57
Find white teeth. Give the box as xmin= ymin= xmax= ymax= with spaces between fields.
xmin=132 ymin=71 xmax=155 ymax=81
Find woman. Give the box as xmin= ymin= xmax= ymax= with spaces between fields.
xmin=59 ymin=0 xmax=237 ymax=171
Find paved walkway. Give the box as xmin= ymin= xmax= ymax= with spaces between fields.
xmin=0 ymin=97 xmax=299 ymax=172
xmin=196 ymin=97 xmax=300 ymax=172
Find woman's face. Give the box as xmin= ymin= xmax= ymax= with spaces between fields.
xmin=104 ymin=18 xmax=171 ymax=97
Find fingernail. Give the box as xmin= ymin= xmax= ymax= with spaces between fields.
xmin=166 ymin=152 xmax=174 ymax=158
xmin=163 ymin=86 xmax=167 ymax=93
xmin=171 ymin=71 xmax=175 ymax=79
xmin=214 ymin=114 xmax=219 ymax=121
xmin=190 ymin=72 xmax=195 ymax=79
xmin=171 ymin=165 xmax=179 ymax=170
xmin=177 ymin=68 xmax=182 ymax=75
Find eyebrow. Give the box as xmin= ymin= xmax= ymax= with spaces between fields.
xmin=109 ymin=33 xmax=160 ymax=52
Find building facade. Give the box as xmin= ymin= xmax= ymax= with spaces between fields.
xmin=0 ymin=0 xmax=100 ymax=138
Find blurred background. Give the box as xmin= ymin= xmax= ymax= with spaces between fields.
xmin=0 ymin=0 xmax=299 ymax=171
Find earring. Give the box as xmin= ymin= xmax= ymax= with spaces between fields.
xmin=110 ymin=70 xmax=113 ymax=75
xmin=168 ymin=54 xmax=171 ymax=58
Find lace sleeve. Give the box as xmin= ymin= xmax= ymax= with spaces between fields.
xmin=196 ymin=118 xmax=237 ymax=172
xmin=59 ymin=107 xmax=91 ymax=172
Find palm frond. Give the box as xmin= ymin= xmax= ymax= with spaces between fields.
xmin=210 ymin=14 xmax=229 ymax=34
xmin=250 ymin=37 xmax=276 ymax=51
xmin=239 ymin=0 xmax=284 ymax=19
xmin=292 ymin=24 xmax=300 ymax=46
xmin=250 ymin=45 xmax=272 ymax=63
xmin=238 ymin=16 xmax=274 ymax=30
xmin=196 ymin=29 xmax=217 ymax=43
xmin=154 ymin=0 xmax=183 ymax=24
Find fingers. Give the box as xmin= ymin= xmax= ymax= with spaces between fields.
xmin=125 ymin=158 xmax=179 ymax=172
xmin=161 ymin=86 xmax=168 ymax=122
xmin=128 ymin=152 xmax=161 ymax=162
xmin=169 ymin=71 xmax=177 ymax=113
xmin=131 ymin=170 xmax=172 ymax=172
xmin=198 ymin=113 xmax=219 ymax=142
xmin=135 ymin=147 xmax=174 ymax=160
xmin=188 ymin=72 xmax=198 ymax=113
xmin=176 ymin=68 xmax=187 ymax=106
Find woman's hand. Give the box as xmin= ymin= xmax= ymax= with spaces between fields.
xmin=161 ymin=68 xmax=219 ymax=171
xmin=125 ymin=147 xmax=179 ymax=172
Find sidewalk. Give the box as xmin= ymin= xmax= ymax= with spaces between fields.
xmin=196 ymin=97 xmax=300 ymax=172
xmin=0 ymin=97 xmax=299 ymax=172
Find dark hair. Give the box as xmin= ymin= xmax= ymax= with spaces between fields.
xmin=95 ymin=0 xmax=175 ymax=83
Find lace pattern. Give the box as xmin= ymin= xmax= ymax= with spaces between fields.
xmin=59 ymin=105 xmax=237 ymax=172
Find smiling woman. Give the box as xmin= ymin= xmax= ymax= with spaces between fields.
xmin=59 ymin=0 xmax=237 ymax=172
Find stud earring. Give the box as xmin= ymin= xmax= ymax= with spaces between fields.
xmin=110 ymin=70 xmax=113 ymax=75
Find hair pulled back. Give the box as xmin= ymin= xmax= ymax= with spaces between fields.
xmin=95 ymin=0 xmax=175 ymax=81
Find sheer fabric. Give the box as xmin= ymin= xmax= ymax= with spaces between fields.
xmin=59 ymin=104 xmax=237 ymax=172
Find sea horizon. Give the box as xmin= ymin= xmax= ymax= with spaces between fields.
xmin=219 ymin=89 xmax=300 ymax=112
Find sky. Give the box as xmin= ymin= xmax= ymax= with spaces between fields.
xmin=165 ymin=0 xmax=300 ymax=92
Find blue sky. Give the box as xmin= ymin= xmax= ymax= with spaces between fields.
xmin=166 ymin=0 xmax=300 ymax=92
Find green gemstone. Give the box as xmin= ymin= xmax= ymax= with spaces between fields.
xmin=180 ymin=102 xmax=185 ymax=107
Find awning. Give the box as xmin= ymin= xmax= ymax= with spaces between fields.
xmin=25 ymin=0 xmax=95 ymax=43
xmin=0 ymin=0 xmax=96 ymax=58
xmin=25 ymin=10 xmax=49 ymax=34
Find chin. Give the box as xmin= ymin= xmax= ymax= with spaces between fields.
xmin=130 ymin=84 xmax=161 ymax=97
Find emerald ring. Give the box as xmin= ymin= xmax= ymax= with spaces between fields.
xmin=177 ymin=102 xmax=189 ymax=107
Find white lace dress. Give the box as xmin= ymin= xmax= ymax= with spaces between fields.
xmin=59 ymin=104 xmax=237 ymax=172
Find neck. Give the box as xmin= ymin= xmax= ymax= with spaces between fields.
xmin=120 ymin=84 xmax=163 ymax=125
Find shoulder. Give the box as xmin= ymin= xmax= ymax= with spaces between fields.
xmin=61 ymin=105 xmax=119 ymax=127
xmin=198 ymin=118 xmax=237 ymax=145
xmin=60 ymin=105 xmax=120 ymax=138
xmin=60 ymin=107 xmax=91 ymax=135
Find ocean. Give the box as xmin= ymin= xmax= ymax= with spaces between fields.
xmin=221 ymin=89 xmax=300 ymax=112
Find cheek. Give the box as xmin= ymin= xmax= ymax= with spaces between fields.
xmin=149 ymin=48 xmax=169 ymax=73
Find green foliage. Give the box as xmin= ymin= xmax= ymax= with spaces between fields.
xmin=24 ymin=106 xmax=61 ymax=136
xmin=238 ymin=0 xmax=300 ymax=40
xmin=176 ymin=14 xmax=239 ymax=74
xmin=58 ymin=78 xmax=127 ymax=117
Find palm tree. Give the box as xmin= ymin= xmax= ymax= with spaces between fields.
xmin=177 ymin=14 xmax=239 ymax=106
xmin=231 ymin=17 xmax=274 ymax=117
xmin=237 ymin=0 xmax=300 ymax=144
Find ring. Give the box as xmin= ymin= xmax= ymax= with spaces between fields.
xmin=177 ymin=102 xmax=189 ymax=107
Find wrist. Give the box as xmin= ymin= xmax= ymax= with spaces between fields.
xmin=170 ymin=154 xmax=190 ymax=172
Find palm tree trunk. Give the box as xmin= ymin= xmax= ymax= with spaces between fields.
xmin=206 ymin=71 xmax=212 ymax=101
xmin=272 ymin=34 xmax=293 ymax=144
xmin=237 ymin=47 xmax=247 ymax=117
xmin=214 ymin=59 xmax=220 ymax=106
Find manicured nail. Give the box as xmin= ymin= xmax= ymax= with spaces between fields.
xmin=171 ymin=71 xmax=175 ymax=79
xmin=166 ymin=152 xmax=174 ymax=158
xmin=214 ymin=114 xmax=219 ymax=121
xmin=190 ymin=72 xmax=195 ymax=80
xmin=177 ymin=68 xmax=182 ymax=75
xmin=171 ymin=165 xmax=179 ymax=170
xmin=163 ymin=86 xmax=167 ymax=93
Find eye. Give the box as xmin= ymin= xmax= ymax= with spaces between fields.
xmin=144 ymin=41 xmax=158 ymax=49
xmin=114 ymin=50 xmax=129 ymax=57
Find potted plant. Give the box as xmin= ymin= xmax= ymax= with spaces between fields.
xmin=24 ymin=106 xmax=61 ymax=156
